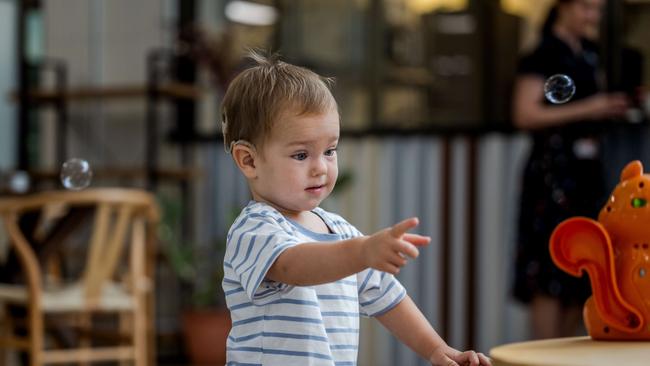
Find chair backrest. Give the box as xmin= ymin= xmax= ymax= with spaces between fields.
xmin=0 ymin=188 xmax=159 ymax=307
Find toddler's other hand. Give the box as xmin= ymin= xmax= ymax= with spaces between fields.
xmin=428 ymin=345 xmax=491 ymax=366
xmin=362 ymin=217 xmax=430 ymax=274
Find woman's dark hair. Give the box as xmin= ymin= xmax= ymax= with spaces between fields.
xmin=542 ymin=0 xmax=574 ymax=35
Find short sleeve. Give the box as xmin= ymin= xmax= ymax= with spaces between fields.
xmin=225 ymin=212 xmax=300 ymax=304
xmin=517 ymin=36 xmax=570 ymax=80
xmin=356 ymin=269 xmax=406 ymax=317
xmin=517 ymin=51 xmax=548 ymax=78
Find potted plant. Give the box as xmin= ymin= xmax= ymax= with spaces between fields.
xmin=158 ymin=195 xmax=232 ymax=365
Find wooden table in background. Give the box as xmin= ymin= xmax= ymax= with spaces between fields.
xmin=490 ymin=336 xmax=650 ymax=366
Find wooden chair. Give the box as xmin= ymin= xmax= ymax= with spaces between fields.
xmin=0 ymin=188 xmax=159 ymax=366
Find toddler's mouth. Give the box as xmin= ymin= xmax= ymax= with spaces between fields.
xmin=306 ymin=184 xmax=325 ymax=192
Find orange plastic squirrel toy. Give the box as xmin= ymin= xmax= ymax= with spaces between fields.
xmin=550 ymin=160 xmax=650 ymax=340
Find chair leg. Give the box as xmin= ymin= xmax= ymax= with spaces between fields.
xmin=77 ymin=313 xmax=92 ymax=366
xmin=146 ymin=288 xmax=155 ymax=366
xmin=119 ymin=312 xmax=131 ymax=366
xmin=28 ymin=304 xmax=43 ymax=366
xmin=0 ymin=305 xmax=9 ymax=366
xmin=133 ymin=305 xmax=146 ymax=366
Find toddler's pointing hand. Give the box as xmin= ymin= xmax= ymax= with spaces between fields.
xmin=362 ymin=217 xmax=431 ymax=274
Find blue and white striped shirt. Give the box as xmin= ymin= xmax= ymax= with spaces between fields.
xmin=223 ymin=201 xmax=406 ymax=365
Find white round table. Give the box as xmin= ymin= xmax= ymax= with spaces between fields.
xmin=490 ymin=336 xmax=650 ymax=366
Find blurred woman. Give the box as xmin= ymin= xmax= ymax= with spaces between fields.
xmin=512 ymin=0 xmax=629 ymax=339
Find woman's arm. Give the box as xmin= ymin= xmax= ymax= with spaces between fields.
xmin=512 ymin=75 xmax=629 ymax=130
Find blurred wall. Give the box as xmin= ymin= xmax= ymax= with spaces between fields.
xmin=40 ymin=0 xmax=172 ymax=169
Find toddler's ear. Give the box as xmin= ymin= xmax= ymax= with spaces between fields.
xmin=232 ymin=144 xmax=257 ymax=179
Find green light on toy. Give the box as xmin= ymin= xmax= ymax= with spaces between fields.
xmin=631 ymin=197 xmax=647 ymax=208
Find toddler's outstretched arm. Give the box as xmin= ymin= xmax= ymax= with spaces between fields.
xmin=267 ymin=218 xmax=430 ymax=286
xmin=377 ymin=295 xmax=492 ymax=366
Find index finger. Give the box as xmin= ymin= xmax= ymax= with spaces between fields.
xmin=390 ymin=217 xmax=419 ymax=237
xmin=402 ymin=233 xmax=431 ymax=246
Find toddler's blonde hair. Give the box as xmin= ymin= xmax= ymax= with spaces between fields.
xmin=221 ymin=50 xmax=336 ymax=153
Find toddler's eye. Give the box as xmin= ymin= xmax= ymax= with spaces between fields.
xmin=325 ymin=148 xmax=337 ymax=157
xmin=292 ymin=152 xmax=308 ymax=161
xmin=631 ymin=197 xmax=647 ymax=208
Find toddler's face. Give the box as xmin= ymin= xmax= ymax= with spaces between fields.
xmin=251 ymin=107 xmax=340 ymax=217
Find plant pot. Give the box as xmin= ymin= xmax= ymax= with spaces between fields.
xmin=181 ymin=308 xmax=231 ymax=365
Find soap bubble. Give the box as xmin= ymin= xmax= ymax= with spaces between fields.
xmin=8 ymin=171 xmax=30 ymax=194
xmin=60 ymin=158 xmax=93 ymax=190
xmin=544 ymin=74 xmax=575 ymax=104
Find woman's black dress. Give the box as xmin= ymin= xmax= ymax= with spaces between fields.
xmin=513 ymin=32 xmax=609 ymax=306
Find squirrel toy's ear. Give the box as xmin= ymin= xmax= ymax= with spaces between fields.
xmin=621 ymin=160 xmax=643 ymax=182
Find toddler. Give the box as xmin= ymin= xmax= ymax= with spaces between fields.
xmin=221 ymin=51 xmax=491 ymax=366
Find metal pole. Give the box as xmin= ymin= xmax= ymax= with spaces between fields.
xmin=55 ymin=61 xmax=68 ymax=165
xmin=440 ymin=137 xmax=451 ymax=341
xmin=17 ymin=0 xmax=29 ymax=169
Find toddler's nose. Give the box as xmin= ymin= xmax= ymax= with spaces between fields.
xmin=311 ymin=157 xmax=327 ymax=176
